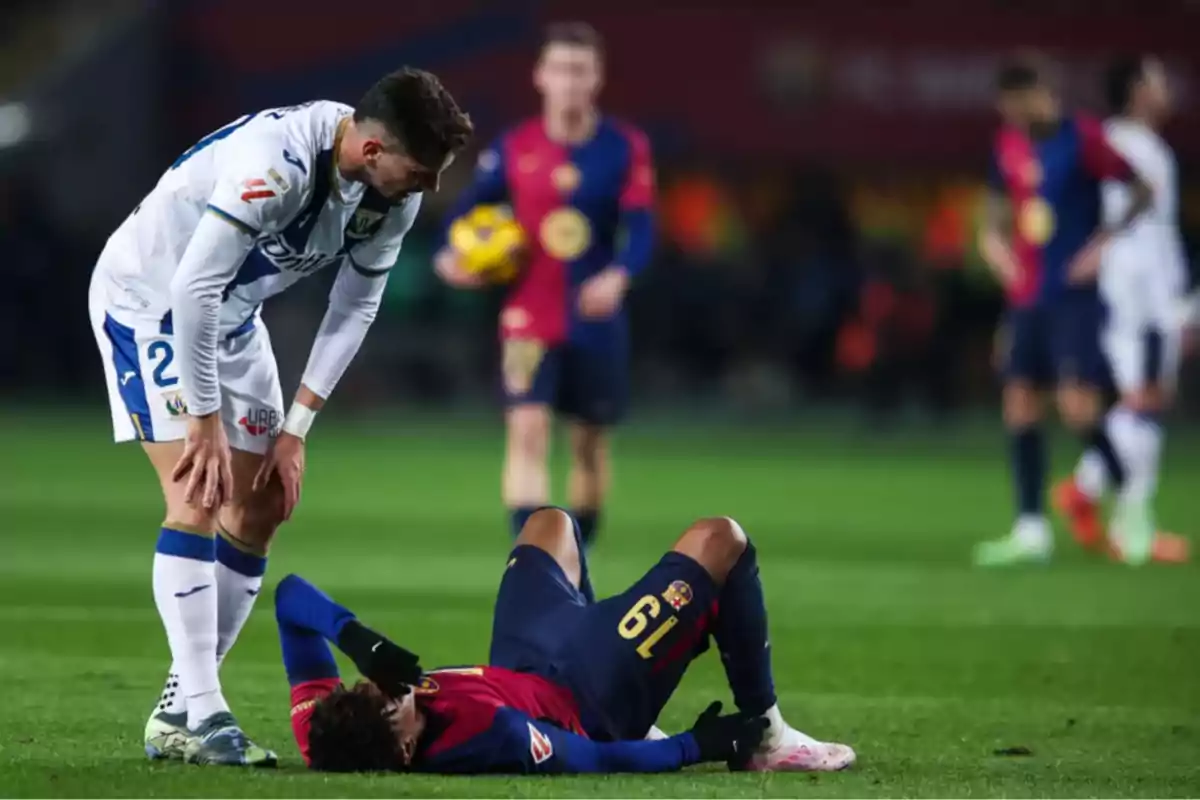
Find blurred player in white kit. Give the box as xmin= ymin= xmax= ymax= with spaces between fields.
xmin=1058 ymin=56 xmax=1191 ymax=564
xmin=87 ymin=69 xmax=472 ymax=766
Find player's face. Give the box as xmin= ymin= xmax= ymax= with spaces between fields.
xmin=362 ymin=140 xmax=451 ymax=201
xmin=997 ymin=86 xmax=1058 ymax=129
xmin=385 ymin=691 xmax=425 ymax=766
xmin=1139 ymin=59 xmax=1172 ymax=120
xmin=535 ymin=43 xmax=602 ymax=113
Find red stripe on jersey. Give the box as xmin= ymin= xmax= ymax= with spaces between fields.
xmin=993 ymin=126 xmax=1043 ymax=307
xmin=241 ymin=189 xmax=276 ymax=202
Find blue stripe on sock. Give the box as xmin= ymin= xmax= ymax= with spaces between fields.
xmin=216 ymin=534 xmax=267 ymax=577
xmin=156 ymin=527 xmax=216 ymax=562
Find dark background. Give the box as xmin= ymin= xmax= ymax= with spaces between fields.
xmin=3 ymin=0 xmax=1198 ymax=423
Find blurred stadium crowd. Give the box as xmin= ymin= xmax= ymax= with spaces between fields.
xmin=2 ymin=0 xmax=1197 ymax=421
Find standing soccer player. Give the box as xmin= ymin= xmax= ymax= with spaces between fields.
xmin=973 ymin=55 xmax=1152 ymax=567
xmin=88 ymin=69 xmax=471 ymax=765
xmin=435 ymin=22 xmax=655 ymax=546
xmin=1055 ymin=57 xmax=1190 ymax=564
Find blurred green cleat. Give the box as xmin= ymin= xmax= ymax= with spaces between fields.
xmin=973 ymin=534 xmax=1052 ymax=567
xmin=183 ymin=712 xmax=277 ymax=768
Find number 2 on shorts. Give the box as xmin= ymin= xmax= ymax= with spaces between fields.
xmin=618 ymin=594 xmax=679 ymax=660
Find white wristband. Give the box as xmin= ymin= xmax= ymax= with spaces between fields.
xmin=282 ymin=403 xmax=317 ymax=440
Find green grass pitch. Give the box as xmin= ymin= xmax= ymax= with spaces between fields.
xmin=1 ymin=410 xmax=1198 ymax=797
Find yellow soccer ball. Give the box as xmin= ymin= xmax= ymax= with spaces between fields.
xmin=448 ymin=204 xmax=525 ymax=284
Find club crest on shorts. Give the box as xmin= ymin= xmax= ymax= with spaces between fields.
xmin=414 ymin=676 xmax=439 ymax=695
xmin=661 ymin=580 xmax=693 ymax=611
xmin=162 ymin=390 xmax=187 ymax=417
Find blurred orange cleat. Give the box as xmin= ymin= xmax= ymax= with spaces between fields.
xmin=1052 ymin=478 xmax=1106 ymax=551
xmin=1151 ymin=531 xmax=1191 ymax=564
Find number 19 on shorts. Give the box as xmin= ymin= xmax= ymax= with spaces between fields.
xmin=618 ymin=595 xmax=679 ymax=660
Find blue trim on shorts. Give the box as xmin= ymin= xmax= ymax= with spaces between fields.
xmin=158 ymin=310 xmax=257 ymax=340
xmin=102 ymin=313 xmax=154 ymax=441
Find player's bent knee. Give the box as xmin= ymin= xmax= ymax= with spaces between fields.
xmin=507 ymin=407 xmax=550 ymax=462
xmin=673 ymin=517 xmax=748 ymax=586
xmin=1002 ymin=384 xmax=1041 ymax=429
xmin=221 ymin=483 xmax=285 ymax=553
xmin=514 ymin=507 xmax=582 ymax=587
xmin=1056 ymin=386 xmax=1099 ymax=431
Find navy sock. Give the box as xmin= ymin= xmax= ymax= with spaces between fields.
xmin=1010 ymin=426 xmax=1045 ymax=515
xmin=713 ymin=541 xmax=776 ymax=716
xmin=1087 ymin=424 xmax=1126 ymax=489
xmin=509 ymin=506 xmax=539 ymax=538
xmin=574 ymin=509 xmax=600 ymax=548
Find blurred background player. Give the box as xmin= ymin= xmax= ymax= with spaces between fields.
xmin=88 ymin=70 xmax=471 ymax=765
xmin=974 ymin=55 xmax=1153 ymax=567
xmin=276 ymin=509 xmax=855 ymax=774
xmin=1056 ymin=57 xmax=1191 ymax=564
xmin=434 ymin=22 xmax=655 ymax=546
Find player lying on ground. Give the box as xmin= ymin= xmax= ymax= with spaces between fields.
xmin=276 ymin=508 xmax=856 ymax=773
xmin=1055 ymin=55 xmax=1190 ymax=565
xmin=88 ymin=68 xmax=472 ymax=766
xmin=435 ymin=23 xmax=656 ymax=547
xmin=973 ymin=54 xmax=1153 ymax=567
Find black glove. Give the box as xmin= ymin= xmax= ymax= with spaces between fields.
xmin=688 ymin=701 xmax=769 ymax=765
xmin=336 ymin=620 xmax=422 ymax=698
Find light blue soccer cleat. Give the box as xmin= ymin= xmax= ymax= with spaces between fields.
xmin=972 ymin=534 xmax=1052 ymax=567
xmin=145 ymin=709 xmax=193 ymax=760
xmin=183 ymin=712 xmax=277 ymax=767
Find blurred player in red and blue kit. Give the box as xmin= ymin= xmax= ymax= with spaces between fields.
xmin=435 ymin=22 xmax=654 ymax=547
xmin=276 ymin=509 xmax=856 ymax=774
xmin=974 ymin=56 xmax=1153 ymax=566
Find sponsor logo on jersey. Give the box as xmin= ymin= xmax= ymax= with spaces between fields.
xmin=661 ymin=580 xmax=693 ymax=611
xmin=257 ymin=236 xmax=339 ymax=276
xmin=162 ymin=390 xmax=187 ymax=417
xmin=239 ymin=408 xmax=280 ymax=437
xmin=240 ymin=178 xmax=277 ymax=203
xmin=528 ymin=722 xmax=554 ymax=764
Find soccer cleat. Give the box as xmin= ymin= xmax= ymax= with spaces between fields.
xmin=1151 ymin=531 xmax=1191 ymax=564
xmin=1052 ymin=478 xmax=1106 ymax=551
xmin=1110 ymin=497 xmax=1156 ymax=566
xmin=183 ymin=712 xmax=277 ymax=767
xmin=144 ymin=709 xmax=193 ymax=761
xmin=746 ymin=734 xmax=857 ymax=772
xmin=972 ymin=534 xmax=1052 ymax=567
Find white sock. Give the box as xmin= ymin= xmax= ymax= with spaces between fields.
xmin=1074 ymin=449 xmax=1108 ymax=500
xmin=1108 ymin=409 xmax=1163 ymax=504
xmin=214 ymin=532 xmax=268 ymax=664
xmin=1014 ymin=514 xmax=1051 ymax=549
xmin=761 ymin=704 xmax=818 ymax=750
xmin=154 ymin=669 xmax=185 ymax=716
xmin=152 ymin=527 xmax=228 ymax=730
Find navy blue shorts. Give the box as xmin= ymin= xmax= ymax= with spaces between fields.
xmin=1000 ymin=296 xmax=1108 ymax=388
xmin=489 ymin=542 xmax=717 ymax=741
xmin=502 ymin=339 xmax=629 ymax=426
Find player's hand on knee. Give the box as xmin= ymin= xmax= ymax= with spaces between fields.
xmin=173 ymin=412 xmax=234 ymax=510
xmin=337 ymin=620 xmax=423 ymax=698
xmin=253 ymin=432 xmax=305 ymax=521
xmin=687 ymin=700 xmax=769 ymax=766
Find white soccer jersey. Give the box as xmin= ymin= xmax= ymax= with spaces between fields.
xmin=97 ymin=100 xmax=418 ymax=335
xmin=1100 ymin=118 xmax=1188 ymax=391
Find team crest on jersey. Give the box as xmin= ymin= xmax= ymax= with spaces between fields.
xmin=346 ymin=208 xmax=387 ymax=242
xmin=661 ymin=580 xmax=693 ymax=611
xmin=551 ymin=163 xmax=581 ymax=193
xmin=538 ymin=207 xmax=591 ymax=260
xmin=528 ymin=722 xmax=554 ymax=764
xmin=1018 ymin=197 xmax=1056 ymax=245
xmin=414 ymin=677 xmax=439 ymax=695
xmin=162 ymin=390 xmax=187 ymax=417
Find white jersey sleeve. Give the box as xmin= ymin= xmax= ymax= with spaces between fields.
xmin=170 ymin=122 xmax=317 ymax=416
xmin=299 ymin=194 xmax=422 ymax=399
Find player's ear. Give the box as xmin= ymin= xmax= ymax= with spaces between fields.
xmin=361 ymin=138 xmax=385 ymax=166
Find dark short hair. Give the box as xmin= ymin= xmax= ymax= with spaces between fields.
xmin=1105 ymin=55 xmax=1148 ymax=115
xmin=307 ymin=686 xmax=403 ymax=773
xmin=996 ymin=54 xmax=1046 ymax=93
xmin=354 ymin=67 xmax=473 ymax=172
xmin=543 ymin=21 xmax=604 ymax=58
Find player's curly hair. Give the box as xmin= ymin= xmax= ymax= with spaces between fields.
xmin=307 ymin=685 xmax=405 ymax=773
xmin=355 ymin=67 xmax=474 ymax=172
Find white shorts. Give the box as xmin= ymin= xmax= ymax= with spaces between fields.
xmin=1100 ymin=246 xmax=1184 ymax=395
xmin=88 ymin=270 xmax=284 ymax=456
